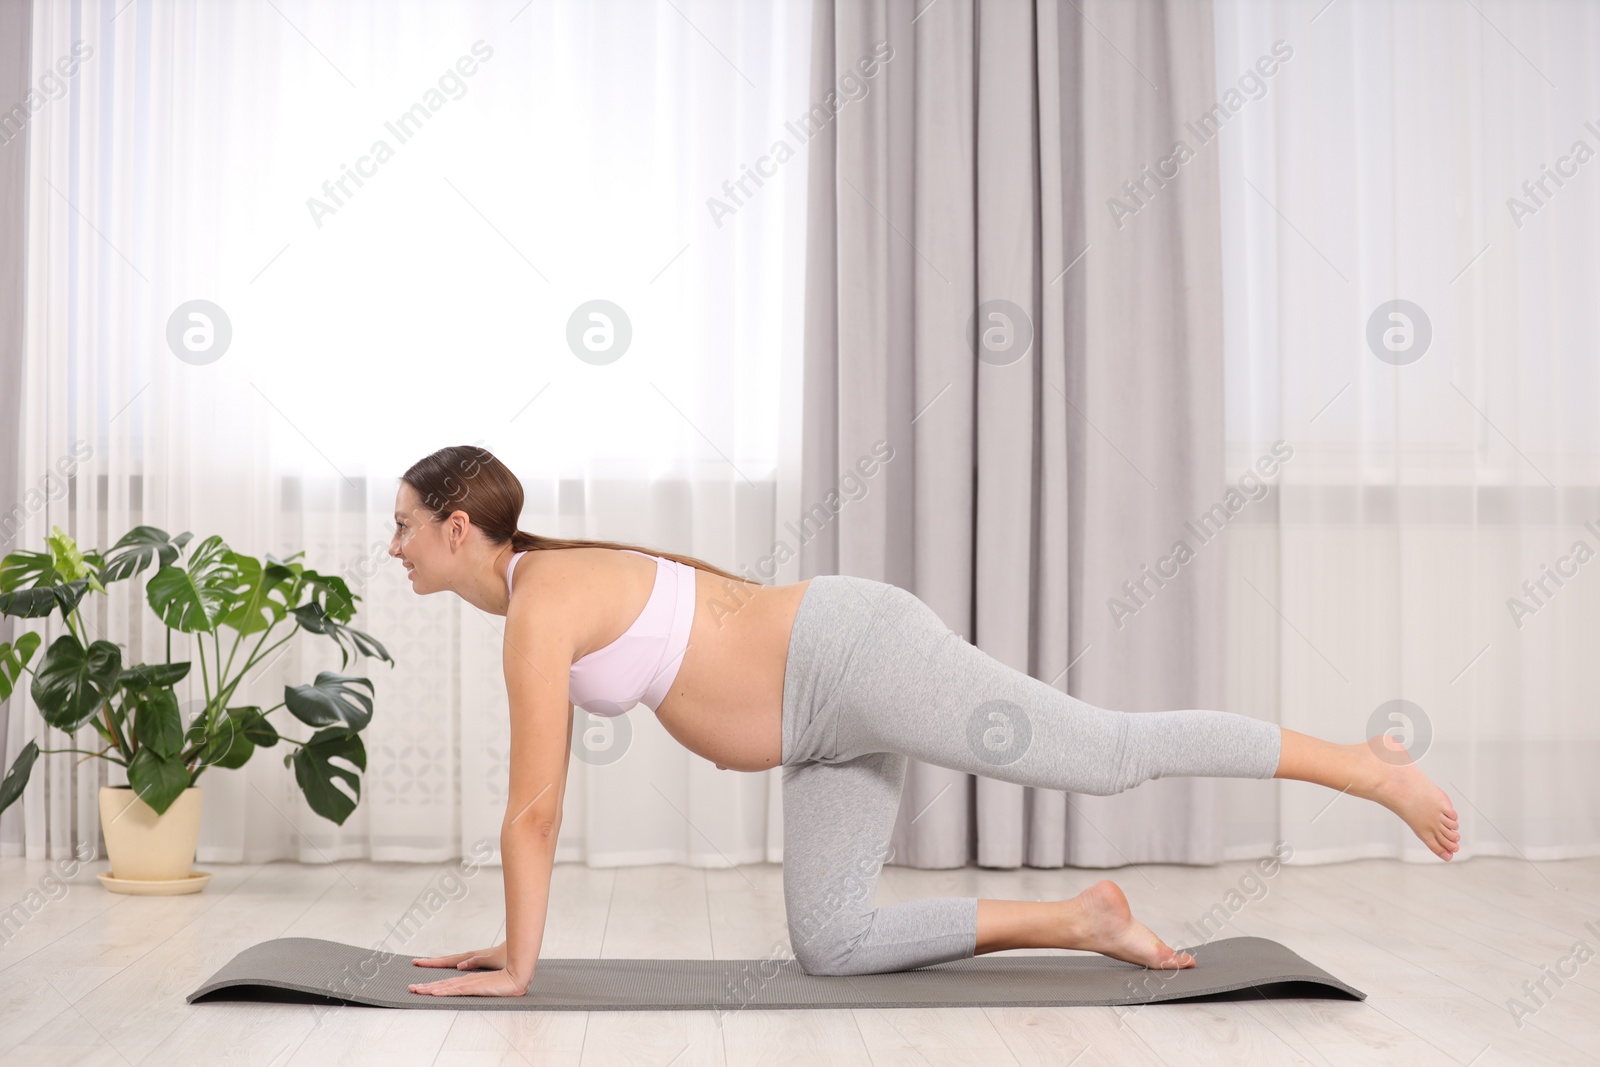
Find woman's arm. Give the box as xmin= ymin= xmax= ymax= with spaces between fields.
xmin=409 ymin=591 xmax=576 ymax=998
xmin=497 ymin=594 xmax=576 ymax=987
xmin=499 ymin=821 xmax=558 ymax=983
xmin=500 ymin=700 xmax=576 ymax=983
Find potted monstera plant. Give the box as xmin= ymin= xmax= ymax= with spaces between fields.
xmin=0 ymin=524 xmax=393 ymax=894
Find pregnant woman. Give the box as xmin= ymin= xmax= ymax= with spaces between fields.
xmin=395 ymin=446 xmax=1460 ymax=997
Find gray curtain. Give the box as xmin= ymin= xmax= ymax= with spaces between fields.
xmin=801 ymin=0 xmax=1239 ymax=867
xmin=0 ymin=0 xmax=31 ymax=782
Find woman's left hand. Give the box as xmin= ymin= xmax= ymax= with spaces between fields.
xmin=408 ymin=967 xmax=529 ymax=998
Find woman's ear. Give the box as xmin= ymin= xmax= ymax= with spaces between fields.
xmin=446 ymin=509 xmax=471 ymax=550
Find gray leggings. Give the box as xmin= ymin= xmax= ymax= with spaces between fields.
xmin=779 ymin=575 xmax=1282 ymax=977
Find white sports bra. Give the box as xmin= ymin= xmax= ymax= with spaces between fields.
xmin=505 ymin=548 xmax=695 ymax=717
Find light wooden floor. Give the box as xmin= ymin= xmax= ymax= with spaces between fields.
xmin=2 ymin=853 xmax=1597 ymax=1065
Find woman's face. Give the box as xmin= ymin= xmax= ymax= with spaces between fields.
xmin=389 ymin=482 xmax=447 ymax=593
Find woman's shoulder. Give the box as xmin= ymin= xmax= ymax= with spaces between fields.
xmin=521 ymin=544 xmax=649 ymax=570
xmin=511 ymin=545 xmax=650 ymax=602
xmin=506 ymin=547 xmax=656 ymax=657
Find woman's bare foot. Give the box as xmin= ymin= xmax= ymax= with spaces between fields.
xmin=1063 ymin=880 xmax=1195 ymax=971
xmin=1357 ymin=734 xmax=1462 ymax=860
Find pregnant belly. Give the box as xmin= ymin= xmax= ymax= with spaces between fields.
xmin=655 ymin=704 xmax=782 ymax=772
xmin=647 ymin=575 xmax=811 ymax=772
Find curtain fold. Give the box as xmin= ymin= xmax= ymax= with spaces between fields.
xmin=0 ymin=0 xmax=32 ymax=780
xmin=803 ymin=0 xmax=1234 ymax=868
xmin=0 ymin=0 xmax=31 ymax=758
xmin=3 ymin=0 xmax=815 ymax=868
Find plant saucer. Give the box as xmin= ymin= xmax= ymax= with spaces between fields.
xmin=98 ymin=870 xmax=213 ymax=896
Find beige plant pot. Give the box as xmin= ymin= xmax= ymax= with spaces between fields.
xmin=98 ymin=785 xmax=204 ymax=888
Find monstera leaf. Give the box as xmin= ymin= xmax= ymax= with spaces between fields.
xmin=0 ymin=740 xmax=40 ymax=816
xmin=218 ymin=553 xmax=292 ymax=636
xmin=291 ymin=601 xmax=393 ymax=669
xmin=0 ymin=631 xmax=42 ymax=702
xmin=0 ymin=551 xmax=92 ymax=619
xmin=45 ymin=526 xmax=106 ymax=595
xmin=283 ymin=672 xmax=375 ymax=732
xmin=0 ymin=549 xmax=55 ymax=591
xmin=301 ymin=568 xmax=358 ymax=623
xmin=290 ymin=727 xmax=365 ymax=826
xmin=263 ymin=551 xmax=309 ymax=609
xmin=132 ymin=687 xmax=183 ymax=760
xmin=30 ymin=635 xmax=123 ymax=732
xmin=116 ymin=661 xmax=192 ymax=692
xmin=97 ymin=526 xmax=192 ymax=584
xmin=0 ymin=527 xmax=111 ymax=619
xmin=126 ymin=746 xmax=191 ymax=816
xmin=146 ymin=535 xmax=239 ymax=633
xmin=196 ymin=706 xmax=280 ymax=771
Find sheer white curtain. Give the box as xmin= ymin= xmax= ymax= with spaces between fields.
xmin=1214 ymin=0 xmax=1600 ymax=861
xmin=5 ymin=0 xmax=813 ymax=866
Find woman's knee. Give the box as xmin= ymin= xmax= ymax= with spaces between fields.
xmin=787 ymin=906 xmax=876 ymax=977
xmin=789 ymin=925 xmax=858 ymax=977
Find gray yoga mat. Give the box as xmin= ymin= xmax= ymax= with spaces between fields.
xmin=187 ymin=935 xmax=1363 ymax=1010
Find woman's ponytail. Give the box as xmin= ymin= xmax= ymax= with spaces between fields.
xmin=401 ymin=445 xmax=761 ymax=586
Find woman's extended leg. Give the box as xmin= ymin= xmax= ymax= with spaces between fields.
xmin=829 ymin=583 xmax=1283 ymax=789
xmin=832 ymin=583 xmax=1459 ymax=860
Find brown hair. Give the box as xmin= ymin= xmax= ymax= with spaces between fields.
xmin=400 ymin=444 xmax=759 ymax=585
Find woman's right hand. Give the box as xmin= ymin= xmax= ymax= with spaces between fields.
xmin=412 ymin=941 xmax=507 ymax=971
